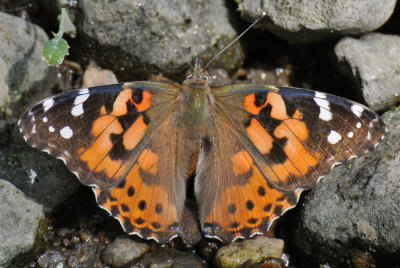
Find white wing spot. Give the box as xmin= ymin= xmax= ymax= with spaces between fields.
xmin=48 ymin=126 xmax=55 ymax=132
xmin=60 ymin=126 xmax=73 ymax=139
xmin=314 ymin=98 xmax=330 ymax=109
xmin=366 ymin=131 xmax=371 ymax=140
xmin=356 ymin=122 xmax=362 ymax=129
xmin=319 ymin=108 xmax=332 ymax=121
xmin=351 ymin=104 xmax=364 ymax=117
xmin=42 ymin=98 xmax=55 ymax=112
xmin=347 ymin=131 xmax=354 ymax=138
xmin=327 ymin=130 xmax=342 ymax=144
xmin=314 ymin=97 xmax=332 ymax=121
xmin=79 ymin=88 xmax=89 ymax=94
xmin=42 ymin=116 xmax=48 ymax=123
xmin=71 ymin=103 xmax=84 ymax=116
xmin=73 ymin=93 xmax=90 ymax=105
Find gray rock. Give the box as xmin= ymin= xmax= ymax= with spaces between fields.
xmin=0 ymin=179 xmax=44 ymax=267
xmin=293 ymin=107 xmax=400 ymax=267
xmin=0 ymin=59 xmax=10 ymax=113
xmin=101 ymin=236 xmax=149 ymax=267
xmin=335 ymin=33 xmax=400 ymax=112
xmin=236 ymin=0 xmax=396 ymax=43
xmin=0 ymin=11 xmax=57 ymax=117
xmin=0 ymin=123 xmax=79 ymax=211
xmin=214 ymin=236 xmax=284 ymax=268
xmin=66 ymin=0 xmax=243 ymax=79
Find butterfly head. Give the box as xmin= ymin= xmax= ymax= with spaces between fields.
xmin=184 ymin=57 xmax=210 ymax=88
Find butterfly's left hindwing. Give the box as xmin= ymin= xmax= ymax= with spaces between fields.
xmin=195 ymin=84 xmax=386 ymax=242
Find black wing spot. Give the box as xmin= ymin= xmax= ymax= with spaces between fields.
xmin=151 ymin=222 xmax=161 ymax=229
xmin=254 ymin=92 xmax=267 ymax=107
xmin=127 ymin=186 xmax=135 ymax=197
xmin=120 ymin=203 xmax=129 ymax=212
xmin=111 ymin=205 xmax=119 ymax=215
xmin=117 ymin=179 xmax=126 ymax=188
xmin=132 ymin=89 xmax=143 ymax=104
xmin=257 ymin=186 xmax=266 ymax=196
xmin=263 ymin=204 xmax=272 ymax=212
xmin=246 ymin=200 xmax=254 ymax=211
xmin=117 ymin=103 xmax=138 ymax=129
xmin=138 ymin=200 xmax=147 ymax=211
xmin=266 ymin=138 xmax=288 ymax=164
xmin=277 ymin=196 xmax=285 ymax=201
xmin=123 ymin=216 xmax=134 ymax=231
xmin=97 ymin=191 xmax=116 ymax=204
xmin=273 ymin=205 xmax=283 ymax=215
xmin=134 ymin=217 xmax=145 ymax=225
xmin=228 ymin=203 xmax=237 ymax=214
xmin=155 ymin=203 xmax=163 ymax=214
xmin=247 ymin=218 xmax=258 ymax=224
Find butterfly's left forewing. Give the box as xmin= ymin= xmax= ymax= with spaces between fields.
xmin=19 ymin=82 xmax=178 ymax=188
xmin=196 ymin=84 xmax=386 ymax=242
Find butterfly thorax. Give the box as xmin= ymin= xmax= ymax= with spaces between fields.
xmin=181 ymin=58 xmax=212 ymax=135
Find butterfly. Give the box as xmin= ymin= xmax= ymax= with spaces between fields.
xmin=18 ymin=58 xmax=386 ymax=244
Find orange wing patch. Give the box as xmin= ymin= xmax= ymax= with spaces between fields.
xmin=121 ymin=84 xmax=152 ymax=112
xmin=244 ymin=92 xmax=321 ymax=190
xmin=123 ymin=115 xmax=147 ymax=150
xmin=111 ymin=90 xmax=133 ymax=116
xmin=78 ymin=89 xmax=151 ymax=186
xmin=94 ymin=148 xmax=179 ymax=243
xmin=80 ymin=116 xmax=123 ymax=176
xmin=203 ymin=150 xmax=300 ymax=241
xmin=244 ymin=92 xmax=287 ymax=118
xmin=246 ymin=118 xmax=274 ymax=154
xmin=273 ymin=120 xmax=319 ymax=176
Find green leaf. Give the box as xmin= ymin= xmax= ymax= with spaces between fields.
xmin=42 ymin=37 xmax=70 ymax=66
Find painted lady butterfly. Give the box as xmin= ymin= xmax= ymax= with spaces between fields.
xmin=18 ymin=57 xmax=386 ymax=243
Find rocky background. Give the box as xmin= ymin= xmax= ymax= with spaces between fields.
xmin=0 ymin=0 xmax=400 ymax=267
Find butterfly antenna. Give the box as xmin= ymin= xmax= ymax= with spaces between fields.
xmin=204 ymin=12 xmax=266 ymax=70
xmin=138 ymin=4 xmax=193 ymax=69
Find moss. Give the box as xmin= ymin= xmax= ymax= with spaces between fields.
xmin=10 ymin=217 xmax=50 ymax=268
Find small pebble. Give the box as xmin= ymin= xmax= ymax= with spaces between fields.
xmin=101 ymin=237 xmax=150 ymax=267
